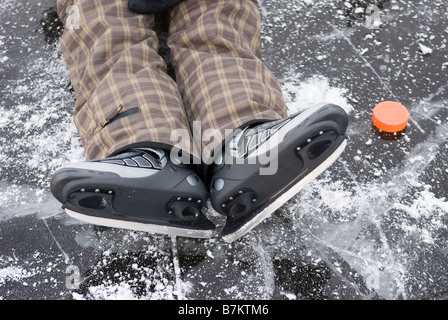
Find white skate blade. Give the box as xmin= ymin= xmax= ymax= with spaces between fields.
xmin=222 ymin=138 xmax=347 ymax=243
xmin=65 ymin=209 xmax=216 ymax=239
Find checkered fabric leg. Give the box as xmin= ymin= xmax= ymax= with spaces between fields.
xmin=57 ymin=0 xmax=192 ymax=160
xmin=168 ymin=0 xmax=288 ymax=160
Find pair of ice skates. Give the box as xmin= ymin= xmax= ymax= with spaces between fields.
xmin=51 ymin=103 xmax=348 ymax=242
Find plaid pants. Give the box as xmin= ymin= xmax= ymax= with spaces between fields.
xmin=57 ymin=0 xmax=287 ymax=161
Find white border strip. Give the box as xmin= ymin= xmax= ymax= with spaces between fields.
xmin=65 ymin=209 xmax=216 ymax=239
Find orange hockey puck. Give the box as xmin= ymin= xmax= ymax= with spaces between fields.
xmin=372 ymin=101 xmax=409 ymax=133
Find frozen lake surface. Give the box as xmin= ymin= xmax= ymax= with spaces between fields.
xmin=0 ymin=0 xmax=447 ymax=300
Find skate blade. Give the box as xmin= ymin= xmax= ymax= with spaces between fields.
xmin=65 ymin=208 xmax=217 ymax=239
xmin=222 ymin=138 xmax=347 ymax=243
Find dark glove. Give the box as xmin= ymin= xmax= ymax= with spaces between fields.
xmin=129 ymin=0 xmax=185 ymax=14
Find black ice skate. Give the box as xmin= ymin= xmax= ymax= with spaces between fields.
xmin=50 ymin=148 xmax=216 ymax=238
xmin=209 ymin=103 xmax=349 ymax=242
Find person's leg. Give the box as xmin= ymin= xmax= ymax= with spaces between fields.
xmin=167 ymin=0 xmax=349 ymax=242
xmin=52 ymin=0 xmax=215 ymax=238
xmin=57 ymin=0 xmax=191 ymax=160
xmin=167 ymin=0 xmax=288 ymax=162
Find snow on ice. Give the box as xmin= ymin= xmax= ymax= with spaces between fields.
xmin=0 ymin=0 xmax=447 ymax=300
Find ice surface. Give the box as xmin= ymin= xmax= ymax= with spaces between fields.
xmin=0 ymin=0 xmax=447 ymax=300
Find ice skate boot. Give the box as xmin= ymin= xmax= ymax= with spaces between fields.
xmin=50 ymin=148 xmax=216 ymax=238
xmin=209 ymin=103 xmax=349 ymax=242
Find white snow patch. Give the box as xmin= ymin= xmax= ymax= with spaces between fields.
xmin=0 ymin=266 xmax=36 ymax=285
xmin=82 ymin=283 xmax=141 ymax=300
xmin=418 ymin=43 xmax=433 ymax=55
xmin=281 ymin=74 xmax=354 ymax=115
xmin=0 ymin=42 xmax=85 ymax=190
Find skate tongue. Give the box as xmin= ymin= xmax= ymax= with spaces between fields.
xmin=227 ymin=119 xmax=290 ymax=159
xmin=228 ymin=127 xmax=248 ymax=158
xmin=132 ymin=147 xmax=168 ymax=168
xmin=227 ymin=122 xmax=264 ymax=158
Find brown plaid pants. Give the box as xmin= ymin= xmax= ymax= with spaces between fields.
xmin=57 ymin=0 xmax=287 ymax=161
